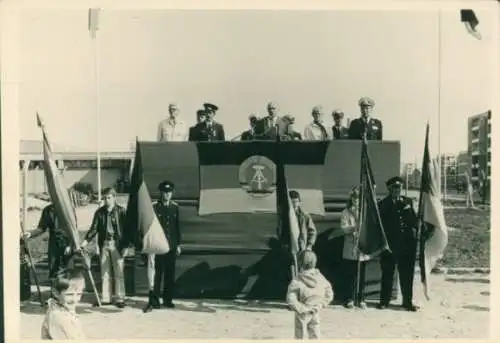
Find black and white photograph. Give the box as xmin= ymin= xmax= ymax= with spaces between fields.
xmin=1 ymin=0 xmax=498 ymax=340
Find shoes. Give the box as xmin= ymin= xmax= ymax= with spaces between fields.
xmin=163 ymin=301 xmax=175 ymax=309
xmin=358 ymin=301 xmax=367 ymax=309
xmin=343 ymin=300 xmax=354 ymax=309
xmin=402 ymin=303 xmax=419 ymax=312
xmin=376 ymin=303 xmax=389 ymax=310
xmin=115 ymin=301 xmax=126 ymax=309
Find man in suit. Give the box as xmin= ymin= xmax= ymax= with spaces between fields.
xmin=331 ymin=109 xmax=348 ymax=139
xmin=81 ymin=187 xmax=128 ymax=308
xmin=188 ymin=109 xmax=207 ymax=141
xmin=190 ymin=103 xmax=225 ymax=141
xmin=280 ymin=115 xmax=302 ymax=141
xmin=255 ymin=102 xmax=283 ymax=140
xmin=304 ymin=106 xmax=330 ymax=141
xmin=144 ymin=181 xmax=182 ymax=312
xmin=241 ymin=114 xmax=258 ymax=141
xmin=348 ymin=97 xmax=383 ymax=140
xmin=377 ymin=176 xmax=419 ymax=312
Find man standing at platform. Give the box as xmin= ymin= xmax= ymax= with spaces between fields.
xmin=81 ymin=187 xmax=128 ymax=308
xmin=331 ymin=109 xmax=348 ymax=139
xmin=377 ymin=176 xmax=419 ymax=312
xmin=304 ymin=106 xmax=330 ymax=141
xmin=348 ymin=97 xmax=383 ymax=140
xmin=144 ymin=181 xmax=181 ymax=312
xmin=188 ymin=109 xmax=207 ymax=141
xmin=23 ymin=204 xmax=74 ymax=286
xmin=157 ymin=103 xmax=189 ymax=142
xmin=189 ymin=103 xmax=225 ymax=141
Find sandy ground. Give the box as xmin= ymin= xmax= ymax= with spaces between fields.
xmin=20 ymin=274 xmax=489 ymax=340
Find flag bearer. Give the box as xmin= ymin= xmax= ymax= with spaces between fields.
xmin=81 ymin=187 xmax=128 ymax=308
xmin=24 ymin=204 xmax=74 ymax=289
xmin=377 ymin=176 xmax=419 ymax=312
xmin=144 ymin=180 xmax=181 ymax=312
xmin=289 ymin=190 xmax=317 ymax=252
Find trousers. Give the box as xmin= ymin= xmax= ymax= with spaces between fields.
xmin=153 ymin=251 xmax=177 ymax=302
xmin=147 ymin=254 xmax=155 ymax=291
xmin=294 ymin=312 xmax=320 ymax=339
xmin=343 ymin=260 xmax=367 ymax=303
xmin=100 ymin=240 xmax=125 ymax=303
xmin=380 ymin=251 xmax=416 ymax=306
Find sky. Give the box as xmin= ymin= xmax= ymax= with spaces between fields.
xmin=16 ymin=6 xmax=498 ymax=163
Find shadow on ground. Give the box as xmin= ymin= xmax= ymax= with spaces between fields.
xmin=462 ymin=305 xmax=489 ymax=312
xmin=445 ymin=277 xmax=489 ymax=284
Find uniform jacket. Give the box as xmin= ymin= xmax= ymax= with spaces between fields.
xmin=340 ymin=208 xmax=371 ymax=261
xmin=153 ymin=201 xmax=181 ymax=250
xmin=189 ymin=121 xmax=225 ymax=141
xmin=296 ymin=208 xmax=317 ymax=251
xmin=32 ymin=204 xmax=71 ymax=253
xmin=348 ymin=117 xmax=383 ymax=140
xmin=286 ymin=268 xmax=333 ymax=314
xmin=85 ymin=204 xmax=127 ymax=252
xmin=332 ymin=125 xmax=348 ymax=139
xmin=377 ymin=195 xmax=418 ymax=255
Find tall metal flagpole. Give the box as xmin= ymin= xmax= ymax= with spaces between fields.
xmin=89 ymin=8 xmax=102 ymax=203
xmin=437 ymin=9 xmax=445 ymax=200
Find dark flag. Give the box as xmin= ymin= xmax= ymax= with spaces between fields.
xmin=36 ymin=113 xmax=101 ymax=305
xmin=125 ymin=141 xmax=170 ymax=255
xmin=357 ymin=139 xmax=389 ymax=258
xmin=418 ymin=124 xmax=448 ymax=300
xmin=460 ymin=9 xmax=481 ymax=40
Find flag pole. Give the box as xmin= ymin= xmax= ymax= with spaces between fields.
xmin=437 ymin=8 xmax=444 ymax=201
xmin=89 ymin=8 xmax=102 ymax=204
xmin=354 ymin=137 xmax=367 ymax=307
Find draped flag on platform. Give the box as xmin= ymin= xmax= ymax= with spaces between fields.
xmin=196 ymin=142 xmax=328 ymax=215
xmin=126 ymin=141 xmax=170 ymax=255
xmin=418 ymin=124 xmax=448 ymax=300
xmin=275 ymin=137 xmax=301 ymax=277
xmin=357 ymin=139 xmax=389 ymax=258
xmin=37 ymin=113 xmax=101 ymax=305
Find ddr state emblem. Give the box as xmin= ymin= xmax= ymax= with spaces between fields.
xmin=238 ymin=155 xmax=276 ymax=197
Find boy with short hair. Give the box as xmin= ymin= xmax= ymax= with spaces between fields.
xmin=286 ymin=250 xmax=333 ymax=340
xmin=41 ymin=269 xmax=86 ymax=340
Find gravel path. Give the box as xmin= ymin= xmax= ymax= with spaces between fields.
xmin=20 ymin=274 xmax=489 ymax=339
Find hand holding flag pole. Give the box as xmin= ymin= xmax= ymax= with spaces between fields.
xmin=20 ymin=222 xmax=44 ymax=307
xmin=36 ymin=113 xmax=102 ymax=307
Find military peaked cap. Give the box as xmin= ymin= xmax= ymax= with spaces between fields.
xmin=386 ymin=176 xmax=404 ymax=188
xmin=158 ymin=180 xmax=175 ymax=192
xmin=203 ymin=103 xmax=219 ymax=112
xmin=358 ymin=97 xmax=375 ymax=107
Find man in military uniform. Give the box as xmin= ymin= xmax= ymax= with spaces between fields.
xmin=348 ymin=97 xmax=383 ymax=140
xmin=23 ymin=204 xmax=74 ymax=283
xmin=188 ymin=109 xmax=207 ymax=141
xmin=144 ymin=181 xmax=182 ymax=312
xmin=190 ymin=103 xmax=225 ymax=141
xmin=331 ymin=109 xmax=348 ymax=139
xmin=377 ymin=176 xmax=419 ymax=311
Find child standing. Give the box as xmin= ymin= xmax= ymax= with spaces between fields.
xmin=41 ymin=269 xmax=86 ymax=340
xmin=286 ymin=250 xmax=333 ymax=340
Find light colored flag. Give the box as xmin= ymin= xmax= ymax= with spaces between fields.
xmin=37 ymin=113 xmax=101 ymax=305
xmin=125 ymin=141 xmax=170 ymax=255
xmin=418 ymin=124 xmax=448 ymax=300
xmin=88 ymin=8 xmax=100 ymax=39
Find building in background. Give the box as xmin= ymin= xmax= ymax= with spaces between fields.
xmin=468 ymin=110 xmax=491 ymax=182
xmin=19 ymin=140 xmax=133 ymax=195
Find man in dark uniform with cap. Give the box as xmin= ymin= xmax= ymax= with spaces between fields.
xmin=190 ymin=103 xmax=225 ymax=141
xmin=144 ymin=180 xmax=181 ymax=312
xmin=331 ymin=109 xmax=348 ymax=139
xmin=348 ymin=97 xmax=383 ymax=140
xmin=188 ymin=109 xmax=207 ymax=141
xmin=377 ymin=176 xmax=419 ymax=311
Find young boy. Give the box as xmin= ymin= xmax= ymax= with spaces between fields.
xmin=41 ymin=269 xmax=86 ymax=340
xmin=286 ymin=250 xmax=333 ymax=340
